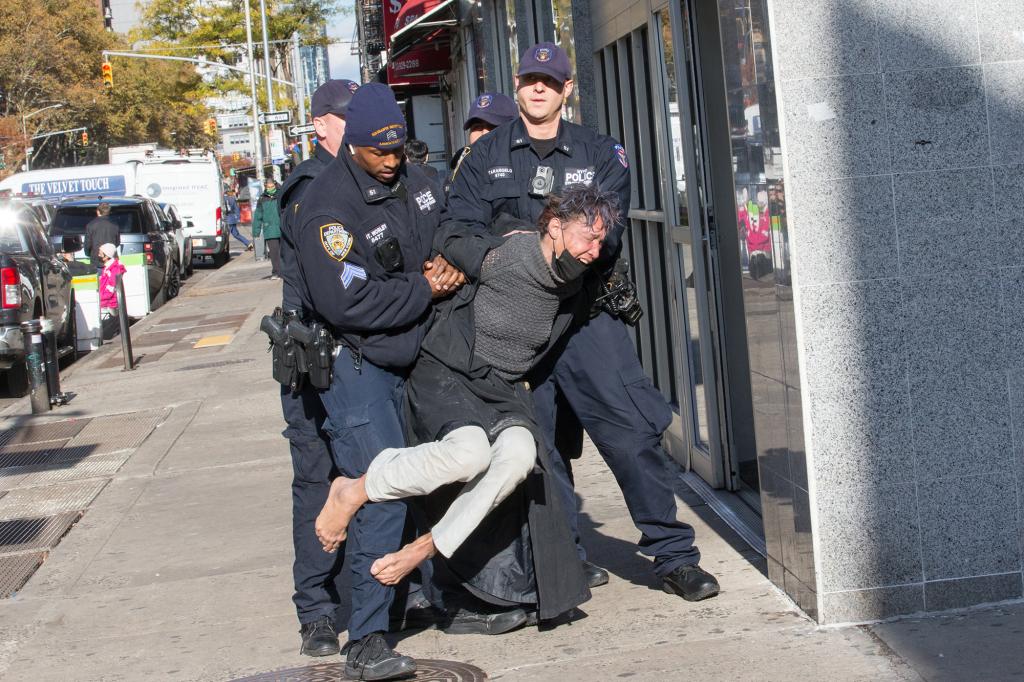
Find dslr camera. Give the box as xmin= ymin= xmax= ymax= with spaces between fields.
xmin=597 ymin=260 xmax=644 ymax=326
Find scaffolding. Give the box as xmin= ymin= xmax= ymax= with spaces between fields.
xmin=356 ymin=0 xmax=385 ymax=82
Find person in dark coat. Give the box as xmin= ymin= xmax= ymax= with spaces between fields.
xmin=314 ymin=186 xmax=618 ymax=623
xmin=83 ymin=202 xmax=120 ymax=269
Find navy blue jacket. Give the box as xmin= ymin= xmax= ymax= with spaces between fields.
xmin=279 ymin=144 xmax=336 ymax=311
xmin=290 ymin=149 xmax=440 ymax=370
xmin=438 ymin=118 xmax=631 ymax=280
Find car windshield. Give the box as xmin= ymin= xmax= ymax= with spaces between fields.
xmin=52 ymin=206 xmax=143 ymax=235
xmin=0 ymin=208 xmax=29 ymax=253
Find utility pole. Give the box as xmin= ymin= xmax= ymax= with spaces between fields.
xmin=258 ymin=0 xmax=277 ymax=170
xmin=292 ymin=31 xmax=309 ymax=161
xmin=243 ymin=0 xmax=265 ymax=187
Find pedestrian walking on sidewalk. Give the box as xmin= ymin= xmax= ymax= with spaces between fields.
xmin=224 ymin=189 xmax=253 ymax=251
xmin=252 ymin=179 xmax=282 ymax=280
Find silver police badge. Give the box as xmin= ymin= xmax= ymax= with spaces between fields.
xmin=320 ymin=223 xmax=353 ymax=262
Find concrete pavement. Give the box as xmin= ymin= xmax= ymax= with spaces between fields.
xmin=0 ymin=251 xmax=1015 ymax=681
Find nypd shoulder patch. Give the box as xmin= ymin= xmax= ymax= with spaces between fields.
xmin=320 ymin=223 xmax=353 ymax=262
xmin=613 ymin=144 xmax=629 ymax=169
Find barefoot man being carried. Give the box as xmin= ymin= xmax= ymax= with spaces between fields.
xmin=315 ymin=186 xmax=619 ymax=588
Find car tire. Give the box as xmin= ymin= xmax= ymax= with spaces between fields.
xmin=4 ymin=361 xmax=28 ymax=398
xmin=212 ymin=245 xmax=229 ymax=268
xmin=167 ymin=262 xmax=181 ymax=299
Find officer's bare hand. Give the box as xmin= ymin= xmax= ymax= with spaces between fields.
xmin=422 ymin=255 xmax=466 ymax=296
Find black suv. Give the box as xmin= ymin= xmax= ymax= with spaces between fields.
xmin=0 ymin=200 xmax=76 ymax=394
xmin=50 ymin=197 xmax=179 ymax=304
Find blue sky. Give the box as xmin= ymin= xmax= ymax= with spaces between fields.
xmin=326 ymin=3 xmax=360 ymax=81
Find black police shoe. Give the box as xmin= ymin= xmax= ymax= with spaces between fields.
xmin=389 ymin=601 xmax=446 ymax=632
xmin=444 ymin=604 xmax=529 ymax=635
xmin=583 ymin=560 xmax=609 ymax=588
xmin=299 ymin=615 xmax=340 ymax=657
xmin=662 ymin=564 xmax=721 ymax=602
xmin=341 ymin=632 xmax=416 ymax=681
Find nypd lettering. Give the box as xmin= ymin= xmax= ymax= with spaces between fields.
xmin=564 ymin=167 xmax=596 ymax=187
xmin=488 ymin=166 xmax=514 ymax=180
xmin=366 ymin=223 xmax=389 ymax=244
xmin=320 ymin=223 xmax=353 ymax=262
xmin=414 ymin=188 xmax=437 ymax=213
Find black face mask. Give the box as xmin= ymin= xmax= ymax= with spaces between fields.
xmin=550 ymin=240 xmax=590 ymax=282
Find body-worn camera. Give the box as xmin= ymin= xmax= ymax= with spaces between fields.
xmin=597 ymin=261 xmax=644 ymax=326
xmin=375 ymin=236 xmax=404 ymax=272
xmin=530 ymin=166 xmax=555 ymax=197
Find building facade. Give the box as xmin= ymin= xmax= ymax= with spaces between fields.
xmin=378 ymin=0 xmax=1024 ymax=624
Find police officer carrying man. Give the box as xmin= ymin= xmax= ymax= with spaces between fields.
xmin=289 ymin=82 xmax=460 ymax=680
xmin=276 ymin=78 xmax=358 ymax=657
xmin=447 ymin=91 xmax=518 ymax=189
xmin=440 ymin=42 xmax=720 ymax=602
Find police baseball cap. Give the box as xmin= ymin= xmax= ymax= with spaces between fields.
xmin=464 ymin=92 xmax=518 ymax=130
xmin=311 ymin=79 xmax=360 ymax=118
xmin=517 ymin=42 xmax=572 ymax=84
xmin=343 ymin=83 xmax=407 ymax=150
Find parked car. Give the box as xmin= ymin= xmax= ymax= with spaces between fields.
xmin=50 ymin=197 xmax=179 ymax=305
xmin=0 ymin=200 xmax=76 ymax=395
xmin=157 ymin=202 xmax=194 ymax=278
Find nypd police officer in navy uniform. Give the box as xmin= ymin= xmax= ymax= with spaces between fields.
xmin=446 ymin=91 xmax=518 ymax=195
xmin=439 ymin=42 xmax=720 ymax=603
xmin=289 ymin=83 xmax=453 ymax=681
xmin=276 ymin=79 xmax=360 ymax=658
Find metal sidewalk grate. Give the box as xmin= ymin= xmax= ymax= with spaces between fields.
xmin=174 ymin=358 xmax=254 ymax=372
xmin=16 ymin=452 xmax=131 ymax=487
xmin=0 ymin=552 xmax=46 ymax=598
xmin=0 ymin=419 xmax=90 ymax=447
xmin=0 ymin=444 xmax=94 ymax=471
xmin=0 ymin=480 xmax=108 ymax=520
xmin=63 ymin=412 xmax=161 ymax=455
xmin=0 ymin=511 xmax=81 ymax=553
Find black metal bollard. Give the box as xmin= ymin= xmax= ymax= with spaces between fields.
xmin=19 ymin=319 xmax=49 ymax=414
xmin=114 ymin=273 xmax=134 ymax=371
xmin=40 ymin=319 xmax=60 ymax=404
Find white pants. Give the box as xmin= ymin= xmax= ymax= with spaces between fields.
xmin=364 ymin=425 xmax=536 ymax=557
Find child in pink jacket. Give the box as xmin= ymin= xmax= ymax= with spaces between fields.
xmin=98 ymin=243 xmax=127 ymax=316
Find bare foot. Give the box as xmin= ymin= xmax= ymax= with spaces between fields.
xmin=371 ymin=534 xmax=436 ymax=585
xmin=315 ymin=476 xmax=367 ymax=552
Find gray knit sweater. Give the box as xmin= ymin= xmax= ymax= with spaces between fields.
xmin=472 ymin=233 xmax=581 ymax=380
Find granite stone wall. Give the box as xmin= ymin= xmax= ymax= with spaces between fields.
xmin=770 ymin=0 xmax=1024 ymax=622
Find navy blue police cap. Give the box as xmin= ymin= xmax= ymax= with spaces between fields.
xmin=343 ymin=83 xmax=407 ymax=150
xmin=517 ymin=42 xmax=572 ymax=84
xmin=464 ymin=92 xmax=518 ymax=130
xmin=311 ymin=79 xmax=360 ymax=118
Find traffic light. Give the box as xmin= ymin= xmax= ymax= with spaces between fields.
xmin=101 ymin=61 xmax=113 ymax=89
xmin=80 ymin=131 xmax=89 ymax=146
xmin=204 ymin=118 xmax=217 ymax=135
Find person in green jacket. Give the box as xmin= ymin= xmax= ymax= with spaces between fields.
xmin=252 ymin=178 xmax=283 ymax=280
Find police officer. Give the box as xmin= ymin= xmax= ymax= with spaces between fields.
xmin=440 ymin=42 xmax=720 ymax=602
xmin=447 ymin=92 xmax=518 ymax=191
xmin=276 ymin=78 xmax=358 ymax=657
xmin=290 ymin=82 xmax=451 ymax=681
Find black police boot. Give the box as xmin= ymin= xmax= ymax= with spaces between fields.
xmin=444 ymin=604 xmax=529 ymax=635
xmin=298 ymin=615 xmax=340 ymax=657
xmin=341 ymin=632 xmax=416 ymax=681
xmin=583 ymin=560 xmax=609 ymax=588
xmin=389 ymin=598 xmax=446 ymax=632
xmin=662 ymin=564 xmax=720 ymax=602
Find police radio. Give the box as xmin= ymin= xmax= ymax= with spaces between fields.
xmin=529 ymin=166 xmax=555 ymax=197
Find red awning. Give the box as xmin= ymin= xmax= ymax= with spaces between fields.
xmin=390 ymin=0 xmax=457 ymax=61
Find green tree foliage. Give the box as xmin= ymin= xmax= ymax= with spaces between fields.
xmin=0 ymin=0 xmax=217 ymax=175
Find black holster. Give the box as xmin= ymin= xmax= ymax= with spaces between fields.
xmin=261 ymin=308 xmax=304 ymax=392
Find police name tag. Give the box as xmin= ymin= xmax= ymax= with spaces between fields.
xmin=414 ymin=189 xmax=437 ymax=213
xmin=320 ymin=223 xmax=353 ymax=262
xmin=366 ymin=223 xmax=389 ymax=244
xmin=488 ymin=166 xmax=514 ymax=180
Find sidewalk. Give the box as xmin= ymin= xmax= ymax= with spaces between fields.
xmin=0 ymin=252 xmax=1015 ymax=681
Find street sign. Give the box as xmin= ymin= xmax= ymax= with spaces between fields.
xmin=257 ymin=110 xmax=291 ymax=125
xmin=288 ymin=123 xmax=315 ymax=136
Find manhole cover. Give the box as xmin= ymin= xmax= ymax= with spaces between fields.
xmin=0 ymin=551 xmax=46 ymax=598
xmin=230 ymin=659 xmax=487 ymax=682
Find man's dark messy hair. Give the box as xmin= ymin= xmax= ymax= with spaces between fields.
xmin=405 ymin=139 xmax=429 ymax=163
xmin=537 ymin=186 xmax=620 ymax=234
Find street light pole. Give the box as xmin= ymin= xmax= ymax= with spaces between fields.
xmin=258 ymin=0 xmax=276 ymax=169
xmin=21 ymin=103 xmax=64 ymax=171
xmin=292 ymin=31 xmax=309 ymax=161
xmin=243 ymin=0 xmax=265 ymax=187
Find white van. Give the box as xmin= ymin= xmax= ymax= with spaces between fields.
xmin=0 ymin=150 xmax=229 ymax=266
xmin=133 ymin=151 xmax=228 ymax=266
